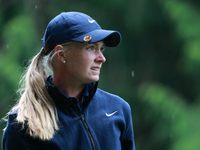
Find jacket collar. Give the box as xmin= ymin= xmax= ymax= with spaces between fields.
xmin=45 ymin=76 xmax=98 ymax=112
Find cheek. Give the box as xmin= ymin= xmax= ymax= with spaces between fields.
xmin=75 ymin=53 xmax=92 ymax=66
xmin=68 ymin=57 xmax=91 ymax=72
xmin=66 ymin=51 xmax=94 ymax=72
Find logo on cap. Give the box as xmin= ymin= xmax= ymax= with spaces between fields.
xmin=88 ymin=19 xmax=95 ymax=23
xmin=83 ymin=35 xmax=92 ymax=42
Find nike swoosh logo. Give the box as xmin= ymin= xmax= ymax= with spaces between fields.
xmin=88 ymin=19 xmax=95 ymax=23
xmin=106 ymin=110 xmax=118 ymax=117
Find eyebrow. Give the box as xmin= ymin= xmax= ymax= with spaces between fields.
xmin=88 ymin=43 xmax=105 ymax=47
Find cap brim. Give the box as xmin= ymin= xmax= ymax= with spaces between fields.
xmin=71 ymin=29 xmax=121 ymax=47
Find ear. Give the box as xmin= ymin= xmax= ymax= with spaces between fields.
xmin=54 ymin=45 xmax=66 ymax=63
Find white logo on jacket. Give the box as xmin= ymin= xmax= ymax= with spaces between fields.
xmin=106 ymin=110 xmax=118 ymax=117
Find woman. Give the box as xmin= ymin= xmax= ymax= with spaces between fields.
xmin=2 ymin=12 xmax=135 ymax=150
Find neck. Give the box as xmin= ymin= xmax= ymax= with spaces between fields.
xmin=53 ymin=77 xmax=85 ymax=100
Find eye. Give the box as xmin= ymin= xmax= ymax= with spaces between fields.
xmin=100 ymin=46 xmax=105 ymax=52
xmin=87 ymin=46 xmax=95 ymax=51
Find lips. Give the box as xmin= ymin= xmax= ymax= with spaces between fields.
xmin=91 ymin=67 xmax=100 ymax=71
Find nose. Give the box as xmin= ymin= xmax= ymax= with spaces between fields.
xmin=95 ymin=50 xmax=106 ymax=63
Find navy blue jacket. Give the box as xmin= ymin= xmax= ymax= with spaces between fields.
xmin=2 ymin=79 xmax=135 ymax=150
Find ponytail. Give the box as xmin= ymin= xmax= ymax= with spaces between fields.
xmin=13 ymin=48 xmax=59 ymax=140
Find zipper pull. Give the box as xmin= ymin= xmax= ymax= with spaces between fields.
xmin=74 ymin=114 xmax=84 ymax=120
xmin=80 ymin=114 xmax=85 ymax=121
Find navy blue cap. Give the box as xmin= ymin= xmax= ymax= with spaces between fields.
xmin=42 ymin=12 xmax=121 ymax=55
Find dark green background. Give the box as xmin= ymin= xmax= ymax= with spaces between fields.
xmin=1 ymin=0 xmax=200 ymax=149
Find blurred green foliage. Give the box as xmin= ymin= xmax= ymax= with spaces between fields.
xmin=1 ymin=0 xmax=200 ymax=149
xmin=137 ymin=82 xmax=200 ymax=150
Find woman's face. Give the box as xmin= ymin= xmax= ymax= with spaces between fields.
xmin=63 ymin=41 xmax=106 ymax=85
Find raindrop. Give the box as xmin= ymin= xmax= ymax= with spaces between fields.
xmin=131 ymin=70 xmax=134 ymax=78
xmin=6 ymin=44 xmax=9 ymax=49
xmin=35 ymin=5 xmax=38 ymax=9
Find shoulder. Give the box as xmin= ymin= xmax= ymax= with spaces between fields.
xmin=94 ymin=88 xmax=131 ymax=111
xmin=2 ymin=110 xmax=41 ymax=150
xmin=3 ymin=109 xmax=26 ymax=139
xmin=96 ymin=88 xmax=130 ymax=104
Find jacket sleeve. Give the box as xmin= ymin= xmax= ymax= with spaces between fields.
xmin=121 ymin=103 xmax=136 ymax=150
xmin=2 ymin=114 xmax=41 ymax=150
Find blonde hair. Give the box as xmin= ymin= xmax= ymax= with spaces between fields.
xmin=8 ymin=42 xmax=73 ymax=140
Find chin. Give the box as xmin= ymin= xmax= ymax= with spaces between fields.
xmin=86 ymin=77 xmax=99 ymax=83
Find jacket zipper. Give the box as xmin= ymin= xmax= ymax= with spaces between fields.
xmin=48 ymin=83 xmax=97 ymax=150
xmin=79 ymin=114 xmax=97 ymax=150
xmin=69 ymin=108 xmax=97 ymax=150
xmin=72 ymin=109 xmax=97 ymax=150
xmin=68 ymin=100 xmax=96 ymax=150
xmin=75 ymin=84 xmax=97 ymax=150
